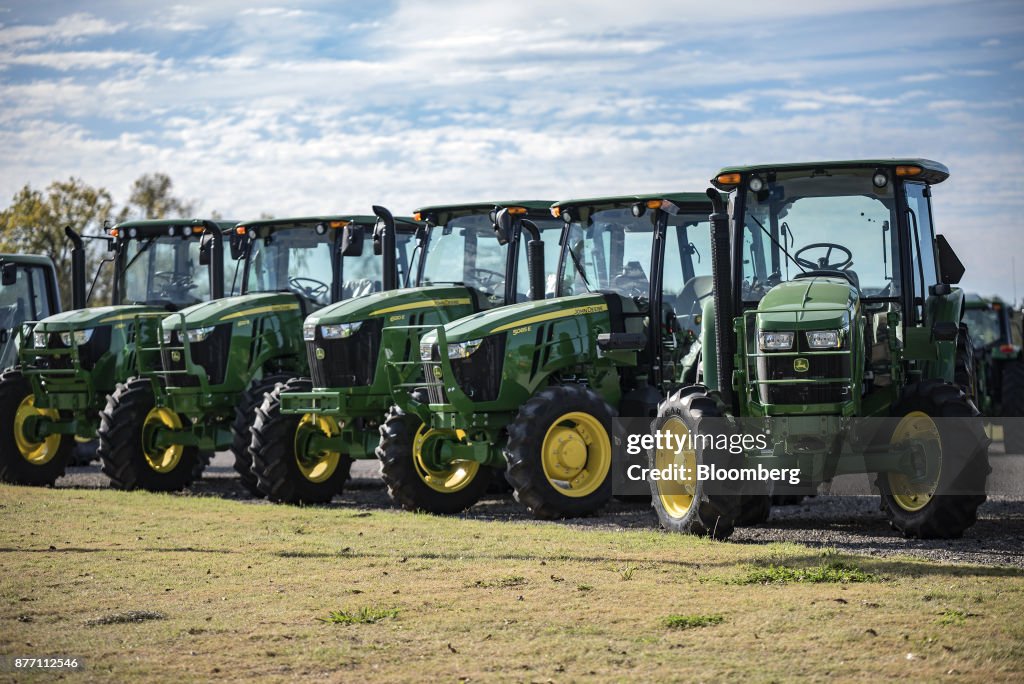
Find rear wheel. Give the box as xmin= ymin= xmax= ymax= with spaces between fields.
xmin=231 ymin=373 xmax=293 ymax=496
xmin=1001 ymin=362 xmax=1024 ymax=454
xmin=505 ymin=385 xmax=614 ymax=519
xmin=98 ymin=378 xmax=204 ymax=491
xmin=648 ymin=385 xmax=743 ymax=539
xmin=0 ymin=368 xmax=72 ymax=485
xmin=250 ymin=378 xmax=352 ymax=504
xmin=877 ymin=380 xmax=989 ymax=539
xmin=377 ymin=393 xmax=491 ymax=514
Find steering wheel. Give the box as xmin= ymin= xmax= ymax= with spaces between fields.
xmin=152 ymin=271 xmax=195 ymax=293
xmin=794 ymin=243 xmax=853 ymax=271
xmin=288 ymin=276 xmax=330 ymax=300
xmin=468 ymin=268 xmax=504 ymax=290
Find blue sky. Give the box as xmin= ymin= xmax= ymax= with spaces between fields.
xmin=0 ymin=1 xmax=1022 ymax=301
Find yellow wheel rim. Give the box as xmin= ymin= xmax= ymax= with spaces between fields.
xmin=887 ymin=410 xmax=941 ymax=512
xmin=412 ymin=426 xmax=478 ymax=493
xmin=655 ymin=416 xmax=697 ymax=519
xmin=294 ymin=414 xmax=342 ymax=484
xmin=540 ymin=411 xmax=611 ymax=498
xmin=142 ymin=407 xmax=184 ymax=474
xmin=13 ymin=395 xmax=61 ymax=466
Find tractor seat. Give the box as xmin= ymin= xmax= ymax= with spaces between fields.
xmin=793 ymin=269 xmax=859 ymax=290
xmin=675 ymin=275 xmax=714 ymax=317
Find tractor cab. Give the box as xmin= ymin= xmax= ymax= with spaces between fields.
xmin=0 ymin=255 xmax=60 ymax=371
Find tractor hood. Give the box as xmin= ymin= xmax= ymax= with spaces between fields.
xmin=309 ymin=285 xmax=474 ymax=326
xmin=33 ymin=304 xmax=158 ymax=332
xmin=756 ymin=276 xmax=858 ymax=331
xmin=441 ymin=292 xmax=609 ymax=343
xmin=162 ymin=292 xmax=301 ymax=331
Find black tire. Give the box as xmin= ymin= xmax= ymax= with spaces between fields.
xmin=954 ymin=323 xmax=978 ymax=406
xmin=486 ymin=466 xmax=514 ymax=494
xmin=735 ymin=494 xmax=772 ymax=526
xmin=648 ymin=385 xmax=744 ymax=540
xmin=98 ymin=377 xmax=205 ymax=491
xmin=1002 ymin=362 xmax=1024 ymax=454
xmin=505 ymin=385 xmax=615 ymax=519
xmin=376 ymin=391 xmax=491 ymax=514
xmin=0 ymin=367 xmax=72 ymax=485
xmin=231 ymin=373 xmax=294 ymax=496
xmin=876 ymin=379 xmax=990 ymax=539
xmin=250 ymin=378 xmax=352 ymax=504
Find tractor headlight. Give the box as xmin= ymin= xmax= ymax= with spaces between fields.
xmin=185 ymin=326 xmax=215 ymax=343
xmin=161 ymin=327 xmax=177 ymax=344
xmin=60 ymin=328 xmax=94 ymax=347
xmin=33 ymin=330 xmax=48 ymax=348
xmin=320 ymin=321 xmax=363 ymax=339
xmin=420 ymin=339 xmax=436 ymax=361
xmin=303 ymin=322 xmax=317 ymax=341
xmin=447 ymin=338 xmax=483 ymax=359
xmin=758 ymin=331 xmax=794 ymax=351
xmin=806 ymin=330 xmax=841 ymax=349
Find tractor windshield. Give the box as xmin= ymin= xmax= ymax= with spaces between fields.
xmin=738 ymin=168 xmax=900 ymax=303
xmin=963 ymin=307 xmax=1006 ymax=347
xmin=558 ymin=207 xmax=657 ymax=299
xmin=122 ymin=235 xmax=212 ymax=310
xmin=338 ymin=229 xmax=419 ymax=299
xmin=244 ymin=227 xmax=336 ymax=308
xmin=420 ymin=214 xmax=509 ymax=302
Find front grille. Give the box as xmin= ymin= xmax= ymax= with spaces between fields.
xmin=164 ymin=324 xmax=232 ymax=387
xmin=450 ymin=335 xmax=505 ymax=402
xmin=35 ymin=326 xmax=112 ymax=372
xmin=307 ymin=318 xmax=383 ymax=388
xmin=756 ymin=336 xmax=851 ymax=405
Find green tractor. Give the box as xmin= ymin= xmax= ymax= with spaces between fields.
xmin=248 ymin=201 xmax=560 ymax=505
xmin=0 ymin=254 xmax=61 ymax=372
xmin=96 ymin=213 xmax=423 ymax=492
xmin=648 ymin=160 xmax=989 ymax=539
xmin=963 ymin=293 xmax=1023 ymax=452
xmin=0 ymin=219 xmax=232 ymax=486
xmin=384 ymin=193 xmax=716 ymax=518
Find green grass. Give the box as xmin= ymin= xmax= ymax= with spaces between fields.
xmin=319 ymin=607 xmax=398 ymax=625
xmin=1 ymin=486 xmax=1023 ymax=682
xmin=664 ymin=614 xmax=724 ymax=629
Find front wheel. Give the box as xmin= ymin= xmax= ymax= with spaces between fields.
xmin=98 ymin=378 xmax=205 ymax=491
xmin=376 ymin=393 xmax=491 ymax=514
xmin=0 ymin=368 xmax=72 ymax=485
xmin=231 ymin=373 xmax=294 ymax=496
xmin=505 ymin=385 xmax=615 ymax=519
xmin=249 ymin=378 xmax=352 ymax=504
xmin=877 ymin=380 xmax=990 ymax=539
xmin=648 ymin=385 xmax=743 ymax=539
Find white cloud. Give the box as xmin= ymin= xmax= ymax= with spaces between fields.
xmin=0 ymin=49 xmax=156 ymax=71
xmin=0 ymin=12 xmax=125 ymax=48
xmin=900 ymin=72 xmax=946 ymax=83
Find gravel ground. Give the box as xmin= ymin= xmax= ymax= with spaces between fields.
xmin=55 ymin=446 xmax=1024 ymax=569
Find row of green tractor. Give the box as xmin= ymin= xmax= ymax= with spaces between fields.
xmin=1 ymin=158 xmax=1019 ymax=541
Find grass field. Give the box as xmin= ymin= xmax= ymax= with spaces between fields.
xmin=1 ymin=486 xmax=1023 ymax=682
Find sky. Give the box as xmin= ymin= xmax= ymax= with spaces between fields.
xmin=0 ymin=0 xmax=1022 ymax=302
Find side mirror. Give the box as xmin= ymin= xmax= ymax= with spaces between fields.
xmin=198 ymin=232 xmax=212 ymax=266
xmin=106 ymin=235 xmax=117 ymax=252
xmin=492 ymin=208 xmax=512 ymax=246
xmin=229 ymin=231 xmax=246 ymax=260
xmin=341 ymin=224 xmax=366 ymax=257
xmin=935 ymin=234 xmax=965 ymax=285
xmin=1 ymin=262 xmax=15 ymax=286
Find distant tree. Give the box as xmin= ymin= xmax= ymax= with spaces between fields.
xmin=116 ymin=172 xmax=195 ymax=221
xmin=0 ymin=178 xmax=115 ymax=307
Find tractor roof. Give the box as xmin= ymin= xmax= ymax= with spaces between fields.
xmin=0 ymin=253 xmax=56 ymax=269
xmin=551 ymin=192 xmax=719 ymax=214
xmin=236 ymin=215 xmax=421 ymax=231
xmin=964 ymin=293 xmax=1005 ymax=308
xmin=413 ymin=201 xmax=554 ymax=224
xmin=113 ymin=218 xmax=237 ymax=231
xmin=712 ymin=159 xmax=949 ymax=188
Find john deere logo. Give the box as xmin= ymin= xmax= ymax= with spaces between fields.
xmin=170 ymin=351 xmax=181 ymax=362
xmin=793 ymin=357 xmax=810 ymax=373
xmin=432 ymin=366 xmax=443 ymax=380
xmin=315 ymin=347 xmax=325 ymax=360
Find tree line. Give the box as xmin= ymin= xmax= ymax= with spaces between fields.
xmin=0 ymin=173 xmax=199 ymax=307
